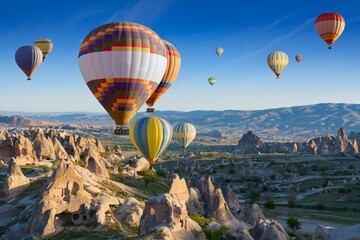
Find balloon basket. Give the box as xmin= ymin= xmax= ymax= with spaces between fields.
xmin=146 ymin=108 xmax=155 ymax=113
xmin=114 ymin=126 xmax=129 ymax=135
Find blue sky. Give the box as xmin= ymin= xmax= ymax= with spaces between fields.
xmin=0 ymin=0 xmax=359 ymax=113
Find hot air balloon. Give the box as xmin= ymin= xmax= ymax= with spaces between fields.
xmin=34 ymin=38 xmax=53 ymax=61
xmin=15 ymin=46 xmax=43 ymax=80
xmin=216 ymin=47 xmax=224 ymax=57
xmin=78 ymin=22 xmax=168 ymax=134
xmin=130 ymin=116 xmax=173 ymax=164
xmin=173 ymin=123 xmax=196 ymax=150
xmin=208 ymin=77 xmax=216 ymax=86
xmin=146 ymin=40 xmax=181 ymax=112
xmin=267 ymin=51 xmax=289 ymax=79
xmin=295 ymin=54 xmax=302 ymax=63
xmin=315 ymin=12 xmax=345 ymax=49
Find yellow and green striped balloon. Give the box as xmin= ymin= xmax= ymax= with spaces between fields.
xmin=130 ymin=116 xmax=172 ymax=164
xmin=173 ymin=123 xmax=196 ymax=150
xmin=267 ymin=51 xmax=289 ymax=79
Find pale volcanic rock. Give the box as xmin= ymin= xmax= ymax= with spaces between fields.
xmin=313 ymin=224 xmax=360 ymax=240
xmin=252 ymin=219 xmax=290 ymax=240
xmin=53 ymin=137 xmax=69 ymax=160
xmin=83 ymin=146 xmax=109 ymax=179
xmin=95 ymin=139 xmax=105 ymax=153
xmin=209 ymin=188 xmax=250 ymax=234
xmin=94 ymin=194 xmax=120 ymax=225
xmin=186 ymin=187 xmax=204 ymax=214
xmin=334 ymin=127 xmax=348 ymax=152
xmin=29 ymin=160 xmax=92 ymax=238
xmin=306 ymin=139 xmax=317 ymax=155
xmin=221 ymin=184 xmax=241 ymax=211
xmin=0 ymin=160 xmax=30 ymax=197
xmin=12 ymin=135 xmax=38 ymax=165
xmin=116 ymin=197 xmax=144 ymax=227
xmin=32 ymin=128 xmax=56 ymax=160
xmin=139 ymin=194 xmax=206 ymax=240
xmin=168 ymin=174 xmax=190 ymax=203
xmin=237 ymin=204 xmax=265 ymax=227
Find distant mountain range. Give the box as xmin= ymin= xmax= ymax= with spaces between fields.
xmin=2 ymin=103 xmax=360 ymax=139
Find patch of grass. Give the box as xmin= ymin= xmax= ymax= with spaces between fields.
xmin=123 ymin=177 xmax=169 ymax=195
xmin=102 ymin=181 xmax=128 ymax=198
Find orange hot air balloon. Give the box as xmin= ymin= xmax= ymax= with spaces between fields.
xmin=315 ymin=12 xmax=345 ymax=49
xmin=295 ymin=55 xmax=302 ymax=63
xmin=146 ymin=40 xmax=181 ymax=112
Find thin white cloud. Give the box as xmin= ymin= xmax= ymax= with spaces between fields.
xmin=217 ymin=17 xmax=315 ymax=71
xmin=107 ymin=0 xmax=177 ymax=24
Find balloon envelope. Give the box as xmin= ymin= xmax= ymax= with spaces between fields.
xmin=34 ymin=38 xmax=53 ymax=61
xmin=216 ymin=47 xmax=224 ymax=57
xmin=295 ymin=54 xmax=302 ymax=63
xmin=173 ymin=123 xmax=196 ymax=149
xmin=78 ymin=22 xmax=167 ymax=126
xmin=267 ymin=51 xmax=289 ymax=79
xmin=15 ymin=46 xmax=43 ymax=80
xmin=130 ymin=116 xmax=173 ymax=164
xmin=315 ymin=12 xmax=345 ymax=49
xmin=208 ymin=77 xmax=216 ymax=86
xmin=146 ymin=40 xmax=181 ymax=108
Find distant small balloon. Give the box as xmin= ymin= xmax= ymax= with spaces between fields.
xmin=267 ymin=51 xmax=289 ymax=79
xmin=295 ymin=54 xmax=302 ymax=63
xmin=34 ymin=38 xmax=53 ymax=61
xmin=208 ymin=77 xmax=216 ymax=86
xmin=15 ymin=46 xmax=43 ymax=80
xmin=216 ymin=47 xmax=224 ymax=57
xmin=173 ymin=123 xmax=196 ymax=150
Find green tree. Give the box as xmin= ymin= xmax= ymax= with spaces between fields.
xmin=248 ymin=189 xmax=261 ymax=203
xmin=287 ymin=193 xmax=297 ymax=209
xmin=141 ymin=169 xmax=158 ymax=186
xmin=286 ymin=216 xmax=301 ymax=234
xmin=264 ymin=199 xmax=276 ymax=210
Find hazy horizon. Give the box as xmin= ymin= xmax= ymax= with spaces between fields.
xmin=1 ymin=102 xmax=360 ymax=115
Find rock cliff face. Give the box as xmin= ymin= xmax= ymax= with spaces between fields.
xmin=236 ymin=127 xmax=359 ymax=155
xmin=238 ymin=131 xmax=263 ymax=153
xmin=29 ymin=160 xmax=92 ymax=238
xmin=139 ymin=175 xmax=206 ymax=240
xmin=83 ymin=146 xmax=109 ymax=179
xmin=0 ymin=128 xmax=112 ymax=164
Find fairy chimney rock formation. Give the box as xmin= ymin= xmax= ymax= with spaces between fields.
xmin=139 ymin=194 xmax=206 ymax=240
xmin=1 ymin=160 xmax=30 ymax=197
xmin=252 ymin=219 xmax=290 ymax=240
xmin=32 ymin=128 xmax=56 ymax=160
xmin=169 ymin=174 xmax=190 ymax=203
xmin=29 ymin=160 xmax=91 ymax=238
xmin=53 ymin=137 xmax=69 ymax=160
xmin=13 ymin=135 xmax=38 ymax=165
xmin=83 ymin=146 xmax=109 ymax=179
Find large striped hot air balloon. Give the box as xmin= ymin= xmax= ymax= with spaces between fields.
xmin=146 ymin=40 xmax=181 ymax=112
xmin=15 ymin=46 xmax=43 ymax=80
xmin=315 ymin=12 xmax=345 ymax=49
xmin=216 ymin=47 xmax=224 ymax=57
xmin=173 ymin=123 xmax=196 ymax=150
xmin=34 ymin=38 xmax=53 ymax=61
xmin=130 ymin=116 xmax=173 ymax=164
xmin=295 ymin=54 xmax=302 ymax=63
xmin=208 ymin=77 xmax=216 ymax=86
xmin=78 ymin=22 xmax=168 ymax=134
xmin=267 ymin=51 xmax=289 ymax=79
